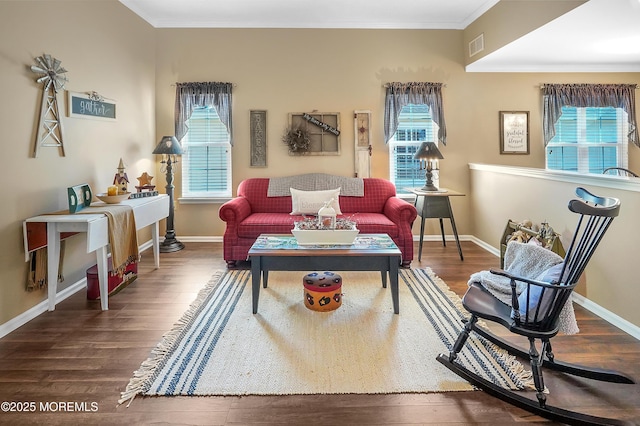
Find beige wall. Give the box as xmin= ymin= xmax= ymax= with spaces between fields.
xmin=155 ymin=28 xmax=640 ymax=240
xmin=0 ymin=1 xmax=156 ymax=325
xmin=1 ymin=1 xmax=639 ymax=329
xmin=463 ymin=0 xmax=586 ymax=66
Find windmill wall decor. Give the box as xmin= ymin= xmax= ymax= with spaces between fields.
xmin=30 ymin=54 xmax=68 ymax=157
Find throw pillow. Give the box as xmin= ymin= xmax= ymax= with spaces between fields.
xmin=290 ymin=187 xmax=342 ymax=215
xmin=515 ymin=262 xmax=566 ymax=321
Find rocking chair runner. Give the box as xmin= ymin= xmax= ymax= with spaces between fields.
xmin=437 ymin=187 xmax=636 ymax=426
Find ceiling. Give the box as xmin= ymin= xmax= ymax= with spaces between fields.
xmin=119 ymin=0 xmax=640 ymax=72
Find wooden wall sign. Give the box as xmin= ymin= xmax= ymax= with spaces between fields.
xmin=67 ymin=91 xmax=116 ymax=120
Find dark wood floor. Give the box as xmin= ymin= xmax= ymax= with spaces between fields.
xmin=1 ymin=241 xmax=639 ymax=425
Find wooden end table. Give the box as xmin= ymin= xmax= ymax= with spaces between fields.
xmin=248 ymin=234 xmax=402 ymax=314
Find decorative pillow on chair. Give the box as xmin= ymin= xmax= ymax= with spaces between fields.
xmin=290 ymin=187 xmax=342 ymax=215
xmin=516 ymin=262 xmax=566 ymax=320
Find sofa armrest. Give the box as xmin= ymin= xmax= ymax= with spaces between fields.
xmin=219 ymin=196 xmax=252 ymax=226
xmin=383 ymin=196 xmax=417 ymax=225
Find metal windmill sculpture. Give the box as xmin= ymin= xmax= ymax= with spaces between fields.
xmin=30 ymin=54 xmax=68 ymax=157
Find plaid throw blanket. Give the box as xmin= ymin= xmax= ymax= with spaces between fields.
xmin=78 ymin=204 xmax=139 ymax=276
xmin=267 ymin=173 xmax=364 ymax=197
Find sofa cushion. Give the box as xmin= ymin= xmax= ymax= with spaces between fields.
xmin=237 ymin=212 xmax=399 ymax=239
xmin=290 ymin=188 xmax=342 ymax=215
xmin=238 ymin=213 xmax=301 ymax=238
xmin=346 ymin=213 xmax=399 ymax=238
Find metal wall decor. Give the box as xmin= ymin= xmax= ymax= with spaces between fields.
xmin=250 ymin=110 xmax=267 ymax=167
xmin=30 ymin=54 xmax=68 ymax=157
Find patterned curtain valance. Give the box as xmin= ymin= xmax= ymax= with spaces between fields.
xmin=383 ymin=82 xmax=447 ymax=145
xmin=175 ymin=82 xmax=233 ymax=145
xmin=542 ymin=83 xmax=639 ymax=147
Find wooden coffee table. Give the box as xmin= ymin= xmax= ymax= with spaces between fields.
xmin=248 ymin=234 xmax=402 ymax=314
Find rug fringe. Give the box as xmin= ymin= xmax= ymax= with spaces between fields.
xmin=118 ymin=270 xmax=228 ymax=405
xmin=421 ymin=268 xmax=536 ymax=391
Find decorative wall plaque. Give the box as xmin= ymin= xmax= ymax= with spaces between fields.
xmin=250 ymin=110 xmax=267 ymax=167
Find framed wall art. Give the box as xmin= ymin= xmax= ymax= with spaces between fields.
xmin=499 ymin=111 xmax=529 ymax=154
xmin=250 ymin=110 xmax=267 ymax=167
xmin=67 ymin=91 xmax=116 ymax=121
xmin=287 ymin=112 xmax=341 ymax=156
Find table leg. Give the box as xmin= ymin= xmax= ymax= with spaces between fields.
xmin=46 ymin=224 xmax=60 ymax=311
xmin=151 ymin=220 xmax=160 ymax=269
xmin=445 ymin=198 xmax=463 ymax=261
xmin=263 ymin=270 xmax=269 ymax=288
xmin=439 ymin=218 xmax=446 ymax=246
xmin=418 ymin=216 xmax=426 ymax=261
xmin=251 ymin=256 xmax=261 ymax=314
xmin=389 ymin=257 xmax=399 ymax=314
xmin=96 ymin=246 xmax=109 ymax=310
xmin=380 ymin=271 xmax=387 ymax=288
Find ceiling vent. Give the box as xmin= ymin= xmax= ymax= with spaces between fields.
xmin=469 ymin=33 xmax=484 ymax=57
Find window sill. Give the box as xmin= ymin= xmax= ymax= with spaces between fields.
xmin=178 ymin=197 xmax=232 ymax=204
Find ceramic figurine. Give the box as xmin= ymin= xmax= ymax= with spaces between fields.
xmin=113 ymin=158 xmax=129 ymax=194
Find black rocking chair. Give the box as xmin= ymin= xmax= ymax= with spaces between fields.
xmin=437 ymin=187 xmax=635 ymax=426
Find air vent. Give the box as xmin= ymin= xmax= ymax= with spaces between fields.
xmin=469 ymin=33 xmax=484 ymax=57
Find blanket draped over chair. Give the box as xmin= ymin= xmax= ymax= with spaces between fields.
xmin=468 ymin=241 xmax=579 ymax=335
xmin=267 ymin=173 xmax=364 ymax=197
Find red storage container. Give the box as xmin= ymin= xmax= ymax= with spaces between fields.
xmin=86 ymin=259 xmax=137 ymax=300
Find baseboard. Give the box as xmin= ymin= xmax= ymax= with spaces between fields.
xmin=3 ymin=236 xmax=639 ymax=342
xmin=571 ymin=293 xmax=640 ymax=340
xmin=0 ymin=238 xmax=155 ymax=340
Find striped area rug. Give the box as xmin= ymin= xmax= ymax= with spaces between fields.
xmin=120 ymin=268 xmax=531 ymax=403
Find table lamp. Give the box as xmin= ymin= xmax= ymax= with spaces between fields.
xmin=153 ymin=136 xmax=185 ymax=252
xmin=413 ymin=142 xmax=444 ymax=191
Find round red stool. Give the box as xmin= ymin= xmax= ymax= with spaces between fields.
xmin=303 ymin=271 xmax=343 ymax=312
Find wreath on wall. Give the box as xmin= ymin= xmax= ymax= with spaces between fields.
xmin=282 ymin=123 xmax=311 ymax=154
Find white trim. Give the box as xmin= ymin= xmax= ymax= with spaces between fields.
xmin=469 ymin=163 xmax=640 ymax=193
xmin=3 ymin=235 xmax=638 ymax=342
xmin=572 ymin=293 xmax=640 ymax=341
xmin=0 ymin=239 xmax=154 ymax=340
xmin=178 ymin=197 xmax=232 ymax=204
xmin=0 ymin=279 xmax=86 ymax=339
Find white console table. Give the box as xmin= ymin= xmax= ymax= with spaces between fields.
xmin=23 ymin=195 xmax=169 ymax=311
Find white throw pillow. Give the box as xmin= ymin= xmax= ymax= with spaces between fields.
xmin=290 ymin=187 xmax=342 ymax=215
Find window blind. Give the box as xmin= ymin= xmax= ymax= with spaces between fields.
xmin=182 ymin=107 xmax=231 ymax=198
xmin=389 ymin=104 xmax=436 ymax=192
xmin=546 ymin=106 xmax=628 ymax=174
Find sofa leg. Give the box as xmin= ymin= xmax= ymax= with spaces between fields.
xmin=226 ymin=260 xmax=237 ymax=268
xmin=401 ymin=260 xmax=412 ymax=268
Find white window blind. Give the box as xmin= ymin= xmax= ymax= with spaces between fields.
xmin=546 ymin=106 xmax=628 ymax=174
xmin=182 ymin=107 xmax=232 ymax=198
xmin=388 ymin=104 xmax=437 ymax=193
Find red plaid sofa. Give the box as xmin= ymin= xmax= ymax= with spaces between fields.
xmin=218 ymin=177 xmax=417 ymax=268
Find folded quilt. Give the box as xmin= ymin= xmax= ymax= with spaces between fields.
xmin=468 ymin=241 xmax=579 ymax=335
xmin=267 ymin=173 xmax=364 ymax=197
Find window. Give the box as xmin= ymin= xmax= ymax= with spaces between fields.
xmin=388 ymin=104 xmax=437 ymax=194
xmin=181 ymin=106 xmax=232 ymax=199
xmin=546 ymin=106 xmax=629 ymax=174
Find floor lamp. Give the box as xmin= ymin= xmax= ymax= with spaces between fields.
xmin=153 ymin=136 xmax=185 ymax=252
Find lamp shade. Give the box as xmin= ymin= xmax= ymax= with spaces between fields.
xmin=153 ymin=136 xmax=183 ymax=155
xmin=413 ymin=142 xmax=443 ymax=160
